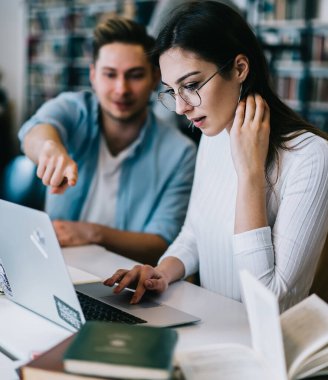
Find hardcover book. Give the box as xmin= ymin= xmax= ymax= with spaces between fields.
xmin=19 ymin=335 xmax=101 ymax=380
xmin=63 ymin=321 xmax=178 ymax=380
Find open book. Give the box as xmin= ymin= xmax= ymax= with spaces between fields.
xmin=177 ymin=271 xmax=328 ymax=380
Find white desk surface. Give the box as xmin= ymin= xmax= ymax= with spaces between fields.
xmin=0 ymin=244 xmax=251 ymax=379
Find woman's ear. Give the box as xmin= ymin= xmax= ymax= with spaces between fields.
xmin=234 ymin=54 xmax=249 ymax=84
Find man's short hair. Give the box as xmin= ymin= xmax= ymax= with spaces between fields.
xmin=92 ymin=16 xmax=155 ymax=62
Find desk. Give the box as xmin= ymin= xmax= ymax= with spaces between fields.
xmin=64 ymin=245 xmax=251 ymax=351
xmin=0 ymin=245 xmax=250 ymax=379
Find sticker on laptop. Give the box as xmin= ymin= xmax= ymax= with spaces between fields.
xmin=0 ymin=259 xmax=13 ymax=297
xmin=30 ymin=228 xmax=48 ymax=259
xmin=54 ymin=295 xmax=82 ymax=330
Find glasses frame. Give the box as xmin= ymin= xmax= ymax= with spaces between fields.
xmin=157 ymin=58 xmax=234 ymax=112
xmin=158 ymin=71 xmax=219 ymax=112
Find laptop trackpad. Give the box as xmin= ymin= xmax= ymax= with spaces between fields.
xmin=100 ymin=293 xmax=160 ymax=309
xmin=100 ymin=293 xmax=200 ymax=327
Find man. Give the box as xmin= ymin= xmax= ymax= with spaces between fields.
xmin=19 ymin=17 xmax=196 ymax=266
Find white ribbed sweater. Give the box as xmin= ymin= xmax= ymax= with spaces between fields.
xmin=161 ymin=129 xmax=328 ymax=311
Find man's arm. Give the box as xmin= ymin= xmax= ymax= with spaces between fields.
xmin=53 ymin=220 xmax=168 ymax=266
xmin=23 ymin=124 xmax=78 ymax=194
xmin=24 ymin=123 xmax=62 ymax=163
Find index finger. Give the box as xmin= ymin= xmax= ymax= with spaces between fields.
xmin=103 ymin=269 xmax=130 ymax=287
xmin=112 ymin=265 xmax=144 ymax=294
xmin=262 ymin=99 xmax=270 ymax=124
xmin=232 ymin=99 xmax=246 ymax=130
xmin=64 ymin=164 xmax=78 ymax=187
xmin=253 ymin=94 xmax=266 ymax=125
xmin=50 ymin=182 xmax=69 ymax=194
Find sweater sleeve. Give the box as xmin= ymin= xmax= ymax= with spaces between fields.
xmin=232 ymin=138 xmax=328 ymax=308
xmin=158 ymin=221 xmax=199 ymax=278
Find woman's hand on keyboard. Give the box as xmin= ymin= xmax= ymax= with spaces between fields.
xmin=103 ymin=265 xmax=169 ymax=304
xmin=104 ymin=257 xmax=185 ymax=304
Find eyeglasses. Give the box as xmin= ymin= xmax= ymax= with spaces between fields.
xmin=158 ymin=71 xmax=219 ymax=112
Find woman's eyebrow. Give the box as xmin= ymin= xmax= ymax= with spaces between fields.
xmin=161 ymin=71 xmax=201 ymax=86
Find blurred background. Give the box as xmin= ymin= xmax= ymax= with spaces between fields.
xmin=0 ymin=0 xmax=327 ymax=209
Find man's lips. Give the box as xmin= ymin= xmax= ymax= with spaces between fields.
xmin=113 ymin=100 xmax=134 ymax=110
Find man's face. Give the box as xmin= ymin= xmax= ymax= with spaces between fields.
xmin=90 ymin=42 xmax=158 ymax=124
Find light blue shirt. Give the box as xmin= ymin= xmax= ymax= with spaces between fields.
xmin=19 ymin=91 xmax=197 ymax=244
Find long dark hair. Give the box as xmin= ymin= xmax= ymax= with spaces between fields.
xmin=152 ymin=1 xmax=328 ymax=175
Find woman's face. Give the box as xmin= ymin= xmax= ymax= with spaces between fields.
xmin=159 ymin=48 xmax=241 ymax=136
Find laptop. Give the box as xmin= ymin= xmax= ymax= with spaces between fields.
xmin=0 ymin=200 xmax=200 ymax=332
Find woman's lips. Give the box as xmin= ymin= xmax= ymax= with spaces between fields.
xmin=191 ymin=116 xmax=206 ymax=128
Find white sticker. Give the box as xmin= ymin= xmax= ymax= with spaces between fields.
xmin=0 ymin=259 xmax=13 ymax=297
xmin=54 ymin=295 xmax=82 ymax=330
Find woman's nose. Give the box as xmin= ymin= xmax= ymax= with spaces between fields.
xmin=175 ymin=95 xmax=193 ymax=115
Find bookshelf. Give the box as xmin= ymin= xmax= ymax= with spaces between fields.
xmin=247 ymin=0 xmax=328 ymax=132
xmin=25 ymin=0 xmax=157 ymax=118
xmin=26 ymin=0 xmax=327 ymax=131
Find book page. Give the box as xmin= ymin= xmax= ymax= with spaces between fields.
xmin=239 ymin=270 xmax=288 ymax=380
xmin=177 ymin=344 xmax=274 ymax=380
xmin=281 ymin=294 xmax=328 ymax=379
xmin=295 ymin=345 xmax=328 ymax=379
xmin=67 ymin=265 xmax=102 ymax=285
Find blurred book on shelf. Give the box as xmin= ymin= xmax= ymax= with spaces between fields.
xmin=251 ymin=0 xmax=328 ymax=131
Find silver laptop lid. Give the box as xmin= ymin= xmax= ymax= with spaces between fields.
xmin=0 ymin=200 xmax=200 ymax=330
xmin=0 ymin=200 xmax=85 ymax=332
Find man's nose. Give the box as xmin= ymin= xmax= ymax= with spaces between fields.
xmin=114 ymin=78 xmax=130 ymax=94
xmin=175 ymin=95 xmax=193 ymax=115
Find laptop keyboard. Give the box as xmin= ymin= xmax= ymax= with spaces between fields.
xmin=76 ymin=291 xmax=146 ymax=324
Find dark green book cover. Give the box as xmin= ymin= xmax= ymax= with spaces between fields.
xmin=63 ymin=321 xmax=178 ymax=379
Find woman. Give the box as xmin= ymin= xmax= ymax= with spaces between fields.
xmin=104 ymin=1 xmax=328 ymax=311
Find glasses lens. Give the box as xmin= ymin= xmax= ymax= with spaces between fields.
xmin=179 ymin=88 xmax=201 ymax=107
xmin=158 ymin=92 xmax=176 ymax=112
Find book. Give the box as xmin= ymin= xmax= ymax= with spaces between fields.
xmin=177 ymin=270 xmax=328 ymax=380
xmin=63 ymin=321 xmax=178 ymax=380
xmin=19 ymin=335 xmax=103 ymax=380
